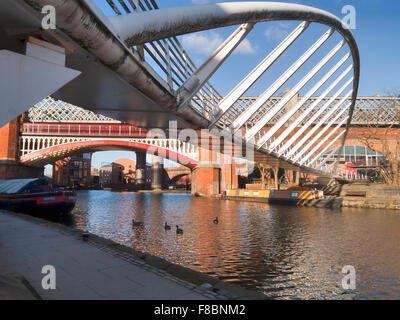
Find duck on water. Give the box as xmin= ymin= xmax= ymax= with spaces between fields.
xmin=176 ymin=225 xmax=183 ymax=234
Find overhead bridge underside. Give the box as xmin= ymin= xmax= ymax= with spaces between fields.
xmin=1 ymin=0 xmax=360 ymax=177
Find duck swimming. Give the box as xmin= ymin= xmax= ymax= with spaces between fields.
xmin=132 ymin=219 xmax=144 ymax=227
xmin=176 ymin=225 xmax=183 ymax=234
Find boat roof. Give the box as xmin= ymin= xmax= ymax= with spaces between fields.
xmin=0 ymin=178 xmax=52 ymax=194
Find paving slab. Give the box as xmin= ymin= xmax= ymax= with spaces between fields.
xmin=0 ymin=273 xmax=39 ymax=300
xmin=0 ymin=211 xmax=214 ymax=300
xmin=0 ymin=211 xmax=266 ymax=300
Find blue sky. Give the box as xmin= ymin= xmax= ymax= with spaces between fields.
xmin=91 ymin=0 xmax=400 ymax=96
xmin=69 ymin=0 xmax=400 ymax=172
xmin=161 ymin=0 xmax=400 ymax=96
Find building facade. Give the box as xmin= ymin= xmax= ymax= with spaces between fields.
xmin=53 ymin=153 xmax=92 ymax=187
xmin=112 ymin=158 xmax=136 ymax=185
xmin=99 ymin=163 xmax=112 ymax=186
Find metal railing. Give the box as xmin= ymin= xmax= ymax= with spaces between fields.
xmin=21 ymin=123 xmax=152 ymax=137
xmin=100 ymin=0 xmax=222 ymax=119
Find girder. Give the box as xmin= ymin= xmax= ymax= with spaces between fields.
xmin=232 ymin=28 xmax=335 ymax=132
xmin=288 ymin=89 xmax=353 ymax=161
xmin=28 ymin=97 xmax=121 ymax=123
xmin=298 ymin=117 xmax=349 ymax=165
xmin=307 ymin=130 xmax=346 ymax=167
xmin=269 ymin=64 xmax=353 ymax=153
xmin=14 ymin=0 xmax=364 ymax=177
xmin=28 ymin=95 xmax=399 ymax=125
xmin=250 ymin=40 xmax=346 ymax=144
xmin=23 ymin=94 xmax=400 ymax=180
xmin=209 ymin=21 xmax=310 ymax=128
xmin=19 ymin=135 xmax=199 ymax=167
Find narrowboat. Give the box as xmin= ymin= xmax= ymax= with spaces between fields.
xmin=223 ymin=186 xmax=342 ymax=209
xmin=0 ymin=178 xmax=76 ymax=214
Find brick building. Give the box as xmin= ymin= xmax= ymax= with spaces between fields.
xmin=112 ymin=158 xmax=136 ymax=185
xmin=53 ymin=153 xmax=92 ymax=187
xmin=99 ymin=163 xmax=112 ymax=186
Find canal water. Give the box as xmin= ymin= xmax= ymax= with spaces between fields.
xmin=56 ymin=190 xmax=399 ymax=299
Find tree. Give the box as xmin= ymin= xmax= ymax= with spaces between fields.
xmin=358 ymin=93 xmax=400 ymax=185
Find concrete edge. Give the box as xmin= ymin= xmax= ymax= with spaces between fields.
xmin=1 ymin=210 xmax=267 ymax=300
xmin=0 ymin=273 xmax=41 ymax=300
xmin=19 ymin=275 xmax=43 ymax=300
xmin=341 ymin=184 xmax=400 ymax=210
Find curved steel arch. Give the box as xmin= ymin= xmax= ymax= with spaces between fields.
xmin=22 ymin=0 xmax=360 ymax=176
xmin=109 ymin=1 xmax=360 ymax=114
xmin=111 ymin=2 xmax=357 ymax=48
xmin=109 ymin=2 xmax=359 ymax=175
xmin=20 ymin=140 xmax=199 ymax=168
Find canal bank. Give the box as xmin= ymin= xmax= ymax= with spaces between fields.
xmin=222 ymin=188 xmax=342 ymax=209
xmin=217 ymin=184 xmax=400 ymax=210
xmin=339 ymin=184 xmax=400 ymax=209
xmin=0 ymin=210 xmax=266 ymax=300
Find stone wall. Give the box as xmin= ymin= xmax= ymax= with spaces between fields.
xmin=0 ymin=160 xmax=43 ymax=180
xmin=341 ymin=184 xmax=400 ymax=209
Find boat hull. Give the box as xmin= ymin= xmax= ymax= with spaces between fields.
xmin=223 ymin=195 xmax=343 ymax=209
xmin=0 ymin=191 xmax=76 ymax=214
xmin=223 ymin=189 xmax=342 ymax=209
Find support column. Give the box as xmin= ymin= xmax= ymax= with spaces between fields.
xmin=295 ymin=169 xmax=300 ymax=186
xmin=0 ymin=37 xmax=80 ymax=127
xmin=221 ymin=160 xmax=238 ymax=191
xmin=0 ymin=117 xmax=43 ymax=179
xmin=288 ymin=169 xmax=295 ymax=184
xmin=191 ymin=131 xmax=239 ymax=197
xmin=272 ymin=167 xmax=279 ymax=190
xmin=0 ymin=117 xmax=19 ymax=162
xmin=151 ymin=155 xmax=163 ymax=190
xmin=135 ymin=151 xmax=146 ymax=189
xmin=191 ymin=146 xmax=221 ymax=197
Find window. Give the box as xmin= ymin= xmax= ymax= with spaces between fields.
xmin=344 ymin=146 xmax=355 ymax=155
xmin=355 ymin=146 xmax=366 ymax=156
xmin=367 ymin=148 xmax=377 ymax=156
xmin=323 ymin=145 xmax=386 ymax=167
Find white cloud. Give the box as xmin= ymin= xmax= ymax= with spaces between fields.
xmin=181 ymin=31 xmax=256 ymax=56
xmin=236 ymin=38 xmax=256 ymax=54
xmin=264 ymin=22 xmax=294 ymax=41
xmin=181 ymin=31 xmax=223 ymax=55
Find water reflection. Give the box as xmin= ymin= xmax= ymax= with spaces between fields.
xmin=62 ymin=190 xmax=400 ymax=299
